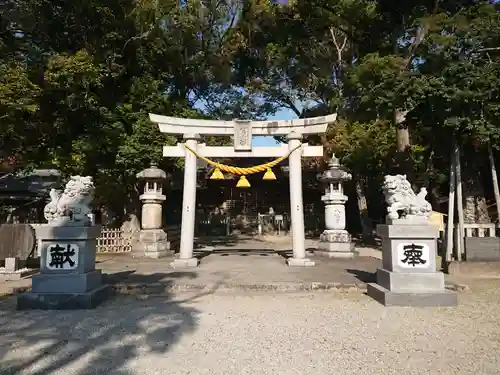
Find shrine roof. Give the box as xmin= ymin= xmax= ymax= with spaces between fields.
xmin=0 ymin=169 xmax=61 ymax=197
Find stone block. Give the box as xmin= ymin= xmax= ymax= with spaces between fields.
xmin=377 ymin=224 xmax=439 ymax=239
xmin=0 ymin=268 xmax=38 ymax=281
xmin=320 ymin=230 xmax=350 ymax=243
xmin=32 ymin=270 xmax=102 ymax=294
xmin=386 ymin=217 xmax=429 ymax=226
xmin=318 ymin=241 xmax=353 ymax=251
xmin=369 ymin=223 xmax=456 ymax=307
xmin=381 ymin=239 xmax=438 ymax=273
xmin=377 ymin=224 xmax=439 ymax=273
xmin=144 ymin=248 xmax=171 ymax=259
xmin=171 ymin=258 xmax=199 ymax=268
xmin=316 ymin=242 xmax=356 ymax=258
xmin=465 ymin=237 xmax=500 ymax=261
xmin=5 ymin=257 xmax=19 ymax=272
xmin=367 ymin=283 xmax=457 ymax=307
xmin=315 ymin=250 xmax=356 ymax=259
xmin=36 ymin=226 xmax=100 ymax=275
xmin=17 ymin=284 xmax=111 ymax=310
xmin=286 ymin=257 xmax=315 ymax=267
xmin=21 ymin=224 xmax=109 ymax=310
xmin=0 ymin=224 xmax=36 ymax=261
xmin=35 ymin=225 xmax=101 ymax=241
xmin=376 ymin=268 xmax=445 ymax=293
xmin=134 ymin=229 xmax=172 ymax=259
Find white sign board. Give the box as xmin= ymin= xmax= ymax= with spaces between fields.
xmin=234 ymin=120 xmax=252 ymax=151
xmin=46 ymin=243 xmax=79 ymax=270
xmin=396 ymin=243 xmax=430 ymax=269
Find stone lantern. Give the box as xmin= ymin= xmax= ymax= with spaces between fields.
xmin=134 ymin=163 xmax=171 ymax=258
xmin=315 ymin=154 xmax=355 ymax=258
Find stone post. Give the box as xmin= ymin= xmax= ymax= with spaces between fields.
xmin=315 ymin=155 xmax=355 ymax=258
xmin=173 ymin=134 xmax=200 ymax=268
xmin=367 ymin=174 xmax=457 ymax=307
xmin=17 ymin=176 xmax=109 ymax=310
xmin=134 ymin=163 xmax=171 ymax=259
xmin=286 ymin=132 xmax=314 ymax=267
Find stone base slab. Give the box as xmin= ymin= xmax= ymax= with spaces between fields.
xmin=286 ymin=258 xmax=315 ymax=267
xmin=144 ymin=249 xmax=172 ymax=259
xmin=377 ymin=268 xmax=445 ymax=293
xmin=464 ymin=237 xmax=500 ymax=261
xmin=0 ymin=269 xmax=38 ymax=281
xmin=320 ymin=230 xmax=351 ymax=243
xmin=447 ymin=261 xmax=500 ymax=277
xmin=315 ymin=250 xmax=356 ymax=259
xmin=367 ymin=283 xmax=457 ymax=307
xmin=17 ymin=284 xmax=111 ymax=310
xmin=32 ymin=270 xmax=102 ymax=294
xmin=134 ymin=229 xmax=172 ymax=259
xmin=6 ymin=280 xmax=467 ymax=298
xmin=316 ymin=241 xmax=356 ymax=258
xmin=171 ymin=258 xmax=199 ymax=268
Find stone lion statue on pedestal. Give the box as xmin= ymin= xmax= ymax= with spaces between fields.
xmin=44 ymin=176 xmax=95 ymax=225
xmin=382 ymin=174 xmax=432 ymax=221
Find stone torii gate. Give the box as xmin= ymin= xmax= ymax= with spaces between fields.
xmin=150 ymin=113 xmax=336 ymax=268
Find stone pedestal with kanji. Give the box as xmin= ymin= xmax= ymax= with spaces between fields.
xmin=17 ymin=176 xmax=110 ymax=310
xmin=367 ymin=223 xmax=457 ymax=307
xmin=17 ymin=225 xmax=109 ymax=310
xmin=367 ymin=174 xmax=457 ymax=307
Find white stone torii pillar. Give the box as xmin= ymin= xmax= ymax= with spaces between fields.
xmin=286 ymin=132 xmax=310 ymax=265
xmin=150 ymin=113 xmax=337 ymax=268
xmin=177 ymin=134 xmax=200 ymax=267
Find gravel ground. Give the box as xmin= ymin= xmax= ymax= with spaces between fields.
xmin=0 ymin=281 xmax=499 ymax=375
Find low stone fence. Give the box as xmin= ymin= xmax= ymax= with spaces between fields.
xmin=96 ymin=225 xmax=181 ymax=253
xmin=445 ymin=222 xmax=499 ymax=238
xmin=97 ymin=228 xmax=133 ymax=253
xmin=446 ymin=223 xmax=500 ymax=261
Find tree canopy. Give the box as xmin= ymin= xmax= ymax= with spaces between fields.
xmin=2 ymin=0 xmax=500 ymax=222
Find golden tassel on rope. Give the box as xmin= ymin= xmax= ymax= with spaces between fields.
xmin=210 ymin=167 xmax=224 ymax=180
xmin=236 ymin=175 xmax=251 ymax=188
xmin=262 ymin=168 xmax=276 ymax=181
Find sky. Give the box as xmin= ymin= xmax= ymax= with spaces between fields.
xmin=253 ymin=107 xmax=297 ymax=147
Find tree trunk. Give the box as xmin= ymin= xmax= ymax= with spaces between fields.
xmin=463 ymin=194 xmax=490 ymax=224
xmin=462 ymin=151 xmax=491 ymax=224
xmin=394 ymin=110 xmax=412 ymax=176
xmin=355 ymin=178 xmax=372 ymax=243
xmin=488 ymin=143 xmax=500 ymax=223
xmin=356 ymin=179 xmax=368 ymax=216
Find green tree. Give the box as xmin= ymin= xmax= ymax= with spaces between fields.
xmin=0 ymin=0 xmax=272 ymax=222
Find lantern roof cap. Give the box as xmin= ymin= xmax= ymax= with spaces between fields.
xmin=136 ymin=163 xmax=167 ymax=180
xmin=327 ymin=154 xmax=340 ymax=168
xmin=318 ymin=154 xmax=352 ymax=182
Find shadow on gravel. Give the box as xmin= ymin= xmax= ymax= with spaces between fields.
xmin=274 ymin=248 xmax=317 ymax=261
xmin=346 ymin=269 xmax=376 ymax=283
xmin=194 ymin=235 xmax=241 ymax=250
xmin=195 ymin=248 xmax=277 ymax=262
xmin=102 ymin=270 xmax=198 ymax=286
xmin=0 ymin=271 xmax=214 ymax=375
